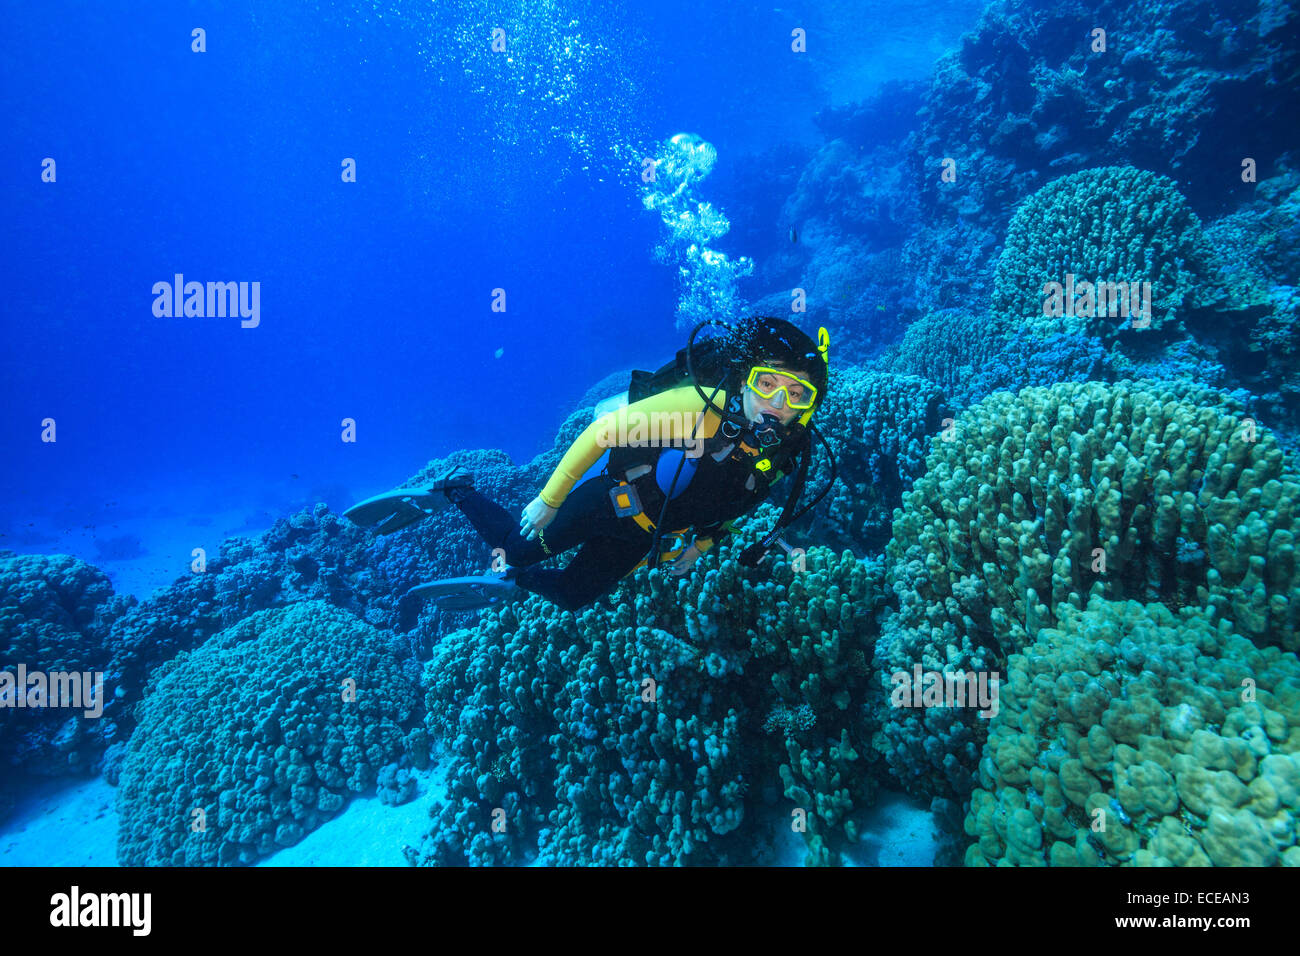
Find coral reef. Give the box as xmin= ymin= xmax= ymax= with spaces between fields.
xmin=1193 ymin=162 xmax=1300 ymax=442
xmin=782 ymin=139 xmax=916 ymax=250
xmin=115 ymin=601 xmax=421 ymax=866
xmin=912 ymin=0 xmax=1299 ymax=223
xmin=992 ymin=167 xmax=1224 ymax=342
xmin=965 ymin=597 xmax=1300 ymax=867
xmin=2 ymin=0 xmax=1297 ymax=878
xmin=0 ymin=405 xmax=610 ymax=795
xmin=416 ymin=518 xmax=885 ymax=867
xmin=881 ymin=379 xmax=1300 ymax=800
xmin=903 ymin=0 xmax=1299 ymax=312
xmin=812 ymin=80 xmax=927 ymax=153
xmin=0 ymin=553 xmax=132 ymax=786
xmin=900 ymin=218 xmax=1002 ymax=318
xmin=747 ymin=79 xmax=929 ymax=365
xmin=808 ymin=367 xmax=946 ymax=553
xmin=880 ymin=309 xmax=1112 ymax=411
xmin=97 ymin=504 xmax=394 ymax=751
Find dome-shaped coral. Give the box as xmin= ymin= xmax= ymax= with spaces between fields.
xmin=881 ymin=379 xmax=1299 ymax=799
xmin=966 ymin=597 xmax=1300 ymax=867
xmin=115 ymin=601 xmax=420 ymax=866
xmin=993 ymin=167 xmax=1223 ymax=342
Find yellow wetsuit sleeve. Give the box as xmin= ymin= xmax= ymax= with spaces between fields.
xmin=538 ymin=385 xmax=728 ymax=508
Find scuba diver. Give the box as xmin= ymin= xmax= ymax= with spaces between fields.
xmin=344 ymin=315 xmax=838 ymax=613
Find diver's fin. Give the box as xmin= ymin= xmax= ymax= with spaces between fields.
xmin=344 ymin=488 xmax=444 ymax=534
xmin=344 ymin=467 xmax=475 ymax=535
xmin=405 ymin=575 xmax=518 ymax=612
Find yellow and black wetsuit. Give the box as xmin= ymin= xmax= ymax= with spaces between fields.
xmin=447 ymin=385 xmax=796 ymax=611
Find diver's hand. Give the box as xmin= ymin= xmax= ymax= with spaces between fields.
xmin=519 ymin=497 xmax=558 ymax=541
xmin=669 ymin=543 xmax=703 ymax=576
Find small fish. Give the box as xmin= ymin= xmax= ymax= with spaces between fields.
xmin=877 ymin=304 xmax=886 ymax=312
xmin=495 ymin=347 xmax=504 ymax=359
xmin=789 ymin=226 xmax=798 ymax=244
xmin=291 ymin=473 xmax=300 ymax=480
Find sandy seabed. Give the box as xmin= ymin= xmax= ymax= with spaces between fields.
xmin=0 ymin=758 xmax=937 ymax=867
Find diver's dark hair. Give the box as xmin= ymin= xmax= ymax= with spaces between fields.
xmin=725 ymin=315 xmax=828 ymax=407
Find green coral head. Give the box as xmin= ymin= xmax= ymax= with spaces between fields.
xmin=993 ymin=166 xmax=1221 ymax=342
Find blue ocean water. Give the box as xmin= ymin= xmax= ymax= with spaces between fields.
xmin=1 ymin=0 xmax=979 ymax=587
xmin=2 ymin=0 xmax=1298 ymax=876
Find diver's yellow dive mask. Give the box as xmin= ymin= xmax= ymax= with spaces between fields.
xmin=745 ymin=366 xmax=818 ymax=410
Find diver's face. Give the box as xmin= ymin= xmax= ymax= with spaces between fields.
xmin=742 ymin=367 xmax=811 ymax=426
